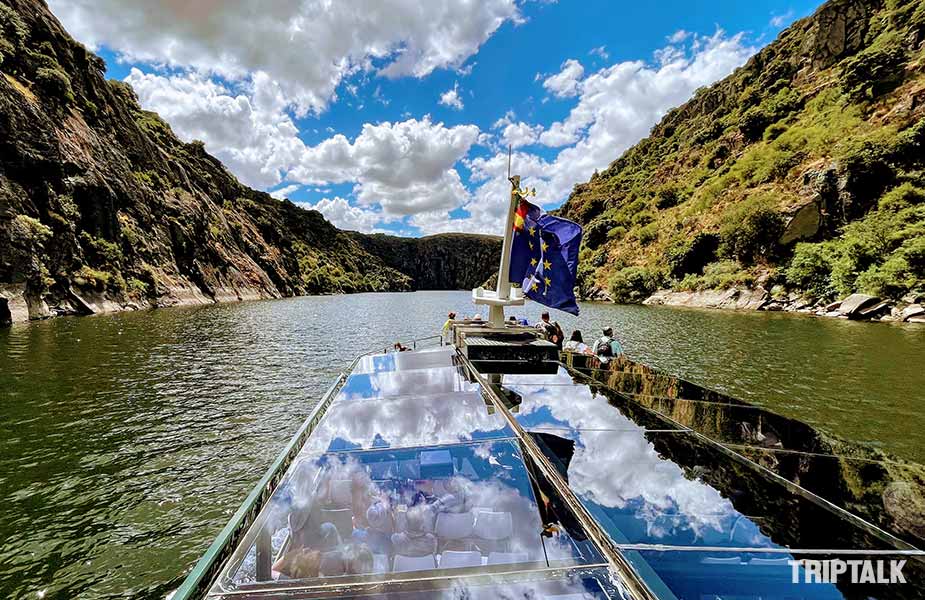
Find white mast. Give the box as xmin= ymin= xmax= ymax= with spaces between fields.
xmin=472 ymin=145 xmax=525 ymax=327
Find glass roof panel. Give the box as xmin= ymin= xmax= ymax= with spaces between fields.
xmin=301 ymin=391 xmax=514 ymax=454
xmin=354 ymin=347 xmax=458 ymax=374
xmin=336 ymin=366 xmax=477 ymax=402
xmin=210 ymin=440 xmax=605 ymax=596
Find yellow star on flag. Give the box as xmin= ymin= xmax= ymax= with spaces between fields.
xmin=541 ymin=240 xmax=549 ymax=252
xmin=530 ymin=257 xmax=538 ymax=267
xmin=531 ymin=281 xmax=539 ymax=292
xmin=543 ymin=259 xmax=552 ymax=270
xmin=544 ymin=276 xmax=552 ymax=286
xmin=529 ymin=227 xmax=535 ymax=236
xmin=528 ymin=241 xmax=534 ymax=251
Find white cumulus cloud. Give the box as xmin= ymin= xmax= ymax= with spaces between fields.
xmin=51 ymin=0 xmax=522 ymax=115
xmin=439 ymin=82 xmax=465 ymax=110
xmin=542 ymin=58 xmax=585 ymax=98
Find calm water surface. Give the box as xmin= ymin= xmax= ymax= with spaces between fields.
xmin=1 ymin=291 xmax=923 ymax=599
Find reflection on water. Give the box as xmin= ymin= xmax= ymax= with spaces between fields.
xmin=1 ymin=291 xmax=923 ymax=599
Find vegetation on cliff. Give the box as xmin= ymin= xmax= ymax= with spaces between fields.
xmin=560 ymin=0 xmax=925 ymax=306
xmin=0 ymin=0 xmax=499 ymax=325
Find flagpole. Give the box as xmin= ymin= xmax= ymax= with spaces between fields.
xmin=472 ymin=145 xmax=525 ymax=327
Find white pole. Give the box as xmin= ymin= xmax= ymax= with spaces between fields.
xmin=490 ymin=178 xmax=518 ymax=326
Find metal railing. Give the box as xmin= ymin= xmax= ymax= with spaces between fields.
xmin=378 ymin=334 xmax=445 ymax=354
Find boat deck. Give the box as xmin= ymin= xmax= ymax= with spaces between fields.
xmin=186 ymin=342 xmax=924 ymax=600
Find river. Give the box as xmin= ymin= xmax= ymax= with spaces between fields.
xmin=1 ymin=291 xmax=923 ymax=599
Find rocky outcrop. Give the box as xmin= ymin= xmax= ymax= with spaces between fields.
xmin=0 ymin=0 xmax=498 ymax=326
xmin=559 ymin=0 xmax=925 ymax=312
xmin=644 ymin=288 xmax=769 ymax=311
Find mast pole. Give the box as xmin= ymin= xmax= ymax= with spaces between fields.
xmin=491 ymin=145 xmax=516 ymax=326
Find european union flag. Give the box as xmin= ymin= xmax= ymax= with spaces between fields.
xmin=508 ymin=198 xmax=583 ymax=315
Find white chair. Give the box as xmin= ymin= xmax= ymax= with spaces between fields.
xmin=487 ymin=551 xmax=529 ymax=565
xmin=320 ymin=508 xmax=354 ymax=539
xmin=435 ymin=511 xmax=475 ymax=547
xmin=439 ymin=550 xmax=482 ymax=569
xmin=393 ymin=554 xmax=437 ymax=572
xmin=329 ymin=480 xmax=352 ymax=507
xmin=473 ymin=511 xmax=513 ymax=541
xmin=372 ymin=553 xmax=389 ymax=574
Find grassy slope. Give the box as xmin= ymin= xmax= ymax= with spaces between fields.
xmin=559 ymin=0 xmax=925 ymax=304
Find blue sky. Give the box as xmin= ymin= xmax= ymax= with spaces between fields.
xmin=54 ymin=0 xmax=820 ymax=237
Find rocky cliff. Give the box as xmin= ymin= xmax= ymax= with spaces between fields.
xmin=0 ymin=0 xmax=500 ymax=326
xmin=350 ymin=233 xmax=502 ymax=291
xmin=559 ymin=0 xmax=925 ymax=317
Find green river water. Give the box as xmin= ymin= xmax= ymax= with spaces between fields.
xmin=1 ymin=291 xmax=923 ymax=599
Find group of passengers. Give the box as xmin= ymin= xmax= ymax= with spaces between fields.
xmin=273 ymin=468 xmax=472 ymax=580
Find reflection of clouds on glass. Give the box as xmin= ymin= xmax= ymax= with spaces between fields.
xmin=511 ymin=384 xmax=758 ymax=542
xmin=338 ymin=367 xmax=471 ymax=402
xmin=302 ymin=392 xmax=508 ymax=454
xmin=225 ymin=440 xmax=579 ymax=588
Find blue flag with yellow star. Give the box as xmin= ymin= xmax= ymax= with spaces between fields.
xmin=508 ymin=198 xmax=583 ymax=315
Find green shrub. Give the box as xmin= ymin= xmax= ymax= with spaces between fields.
xmin=126 ymin=277 xmax=150 ymax=296
xmin=655 ymin=184 xmax=685 ymax=209
xmin=840 ymin=31 xmax=907 ymax=100
xmin=676 ymin=260 xmax=754 ymax=291
xmin=763 ymin=122 xmax=788 ymax=142
xmin=786 ymin=242 xmax=837 ymax=299
xmin=666 ymin=233 xmax=720 ymax=278
xmin=718 ymin=195 xmax=785 ymax=264
xmin=608 ymin=266 xmax=663 ymax=303
xmin=12 ymin=214 xmax=52 ymax=246
xmin=739 ymin=107 xmax=770 ymax=142
xmin=0 ymin=4 xmax=27 ymax=65
xmin=879 ymin=183 xmax=925 ymax=211
xmin=35 ymin=67 xmax=74 ymax=103
xmin=637 ymin=222 xmax=659 ymax=245
xmin=79 ymin=231 xmax=122 ymax=265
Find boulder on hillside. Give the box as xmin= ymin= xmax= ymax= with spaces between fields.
xmin=901 ymin=304 xmax=925 ymax=322
xmin=837 ymin=293 xmax=880 ymax=317
xmin=779 ymin=201 xmax=822 ymax=245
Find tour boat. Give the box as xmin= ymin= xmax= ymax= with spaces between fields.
xmin=171 ymin=179 xmax=924 ymax=599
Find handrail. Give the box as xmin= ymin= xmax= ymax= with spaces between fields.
xmin=170 ymin=352 xmax=365 ymax=600
xmin=455 ymin=354 xmax=659 ymax=600
xmin=379 ymin=334 xmax=445 ymax=354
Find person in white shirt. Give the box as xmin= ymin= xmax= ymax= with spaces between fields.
xmin=563 ymin=330 xmax=594 ymax=355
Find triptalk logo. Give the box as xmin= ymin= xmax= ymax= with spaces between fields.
xmin=789 ymin=559 xmax=907 ymax=584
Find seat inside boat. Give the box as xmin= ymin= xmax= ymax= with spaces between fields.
xmin=256 ymin=440 xmax=595 ymax=583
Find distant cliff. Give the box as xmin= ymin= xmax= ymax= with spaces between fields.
xmin=0 ymin=0 xmax=499 ymax=326
xmin=559 ymin=0 xmax=924 ymax=315
xmin=351 ymin=233 xmax=502 ymax=291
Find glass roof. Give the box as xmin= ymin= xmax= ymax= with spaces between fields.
xmin=203 ymin=349 xmax=924 ymax=600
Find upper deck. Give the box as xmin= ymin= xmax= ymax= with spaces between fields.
xmin=184 ymin=331 xmax=924 ymax=600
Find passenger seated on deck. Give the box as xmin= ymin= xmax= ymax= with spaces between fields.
xmin=273 ymin=547 xmax=321 ymax=579
xmin=592 ymin=327 xmax=624 ymax=363
xmin=434 ymin=477 xmax=471 ymax=514
xmin=350 ymin=470 xmax=376 ymax=529
xmin=391 ymin=504 xmax=437 ymax=556
xmin=393 ymin=341 xmax=410 ymax=352
xmin=536 ymin=311 xmax=564 ymax=349
xmin=361 ymin=499 xmax=394 ymax=554
xmin=344 ymin=543 xmax=375 ymax=575
xmin=563 ymin=330 xmax=594 ymax=355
